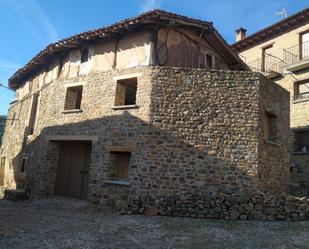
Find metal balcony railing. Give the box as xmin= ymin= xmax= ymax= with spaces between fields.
xmin=246 ymin=54 xmax=284 ymax=76
xmin=283 ymin=40 xmax=309 ymax=65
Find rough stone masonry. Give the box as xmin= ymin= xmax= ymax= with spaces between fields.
xmin=1 ymin=66 xmax=290 ymax=207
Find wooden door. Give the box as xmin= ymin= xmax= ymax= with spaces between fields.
xmin=54 ymin=142 xmax=91 ymax=199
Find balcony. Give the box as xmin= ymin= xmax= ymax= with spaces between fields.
xmin=283 ymin=41 xmax=309 ymax=72
xmin=246 ymin=54 xmax=284 ymax=79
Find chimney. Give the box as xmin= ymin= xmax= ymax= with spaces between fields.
xmin=235 ymin=27 xmax=247 ymax=42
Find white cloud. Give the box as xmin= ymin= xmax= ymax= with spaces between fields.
xmin=140 ymin=0 xmax=163 ymax=12
xmin=2 ymin=0 xmax=59 ymax=44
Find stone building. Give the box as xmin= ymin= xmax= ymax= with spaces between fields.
xmin=0 ymin=10 xmax=290 ymax=206
xmin=232 ymin=7 xmax=309 ymax=196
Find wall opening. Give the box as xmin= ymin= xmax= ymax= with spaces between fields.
xmin=64 ymin=85 xmax=83 ymax=110
xmin=264 ymin=111 xmax=278 ymax=142
xmin=115 ymin=77 xmax=137 ymax=106
xmin=109 ymin=151 xmax=131 ymax=181
xmin=294 ymin=79 xmax=309 ymax=101
xmin=20 ymin=157 xmax=28 ymax=175
xmin=81 ymin=47 xmax=89 ymax=63
xmin=29 ymin=93 xmax=39 ymax=135
xmin=294 ymin=130 xmax=309 ymax=153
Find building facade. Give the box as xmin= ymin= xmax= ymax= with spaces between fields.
xmin=232 ymin=7 xmax=309 ymax=195
xmin=0 ymin=10 xmax=290 ymax=205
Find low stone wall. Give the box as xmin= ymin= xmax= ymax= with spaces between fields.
xmin=125 ymin=191 xmax=309 ymax=221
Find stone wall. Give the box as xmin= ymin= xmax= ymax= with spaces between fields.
xmin=125 ymin=191 xmax=309 ymax=221
xmin=0 ymin=66 xmax=290 ymax=206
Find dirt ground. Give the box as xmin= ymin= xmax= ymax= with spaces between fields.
xmin=0 ymin=197 xmax=309 ymax=249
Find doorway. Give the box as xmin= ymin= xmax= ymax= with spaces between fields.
xmin=54 ymin=141 xmax=91 ymax=199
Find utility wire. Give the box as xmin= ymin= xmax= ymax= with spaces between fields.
xmin=0 ymin=82 xmax=13 ymax=91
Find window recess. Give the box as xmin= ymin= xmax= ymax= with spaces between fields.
xmin=64 ymin=85 xmax=83 ymax=110
xmin=114 ymin=77 xmax=137 ymax=106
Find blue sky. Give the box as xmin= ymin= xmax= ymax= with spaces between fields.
xmin=0 ymin=0 xmax=308 ymax=115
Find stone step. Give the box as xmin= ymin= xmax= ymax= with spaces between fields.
xmin=3 ymin=189 xmax=27 ymax=201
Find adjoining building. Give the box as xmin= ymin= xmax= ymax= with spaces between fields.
xmin=232 ymin=7 xmax=309 ymax=196
xmin=0 ymin=10 xmax=289 ymax=205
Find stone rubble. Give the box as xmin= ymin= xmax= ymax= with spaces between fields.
xmin=125 ymin=191 xmax=309 ymax=221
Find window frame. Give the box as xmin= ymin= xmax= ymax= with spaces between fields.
xmin=109 ymin=151 xmax=131 ymax=182
xmin=63 ymin=82 xmax=85 ymax=112
xmin=294 ymin=78 xmax=309 ymax=101
xmin=114 ymin=77 xmax=138 ymax=107
xmin=261 ymin=44 xmax=273 ymax=72
xmin=299 ymin=29 xmax=309 ymax=60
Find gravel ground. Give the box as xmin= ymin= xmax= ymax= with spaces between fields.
xmin=0 ymin=197 xmax=309 ymax=249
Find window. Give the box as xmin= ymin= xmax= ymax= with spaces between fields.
xmin=262 ymin=44 xmax=273 ymax=72
xmin=109 ymin=152 xmax=131 ymax=180
xmin=81 ymin=47 xmax=89 ymax=63
xmin=264 ymin=111 xmax=277 ymax=142
xmin=20 ymin=157 xmax=28 ymax=174
xmin=294 ymin=130 xmax=309 ymax=153
xmin=300 ymin=31 xmax=309 ymax=60
xmin=115 ymin=78 xmax=137 ymax=106
xmin=206 ymin=54 xmax=213 ymax=70
xmin=294 ymin=79 xmax=309 ymax=100
xmin=57 ymin=57 xmax=64 ymax=78
xmin=29 ymin=93 xmax=39 ymax=135
xmin=64 ymin=85 xmax=83 ymax=110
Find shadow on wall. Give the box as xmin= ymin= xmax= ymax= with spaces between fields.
xmin=10 ymin=111 xmax=268 ymax=205
xmin=290 ymin=124 xmax=309 ymax=196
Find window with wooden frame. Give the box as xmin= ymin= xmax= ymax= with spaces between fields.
xmin=261 ymin=44 xmax=273 ymax=72
xmin=294 ymin=79 xmax=309 ymax=100
xmin=109 ymin=151 xmax=131 ymax=181
xmin=29 ymin=93 xmax=39 ymax=135
xmin=115 ymin=77 xmax=137 ymax=106
xmin=294 ymin=130 xmax=309 ymax=153
xmin=300 ymin=30 xmax=309 ymax=60
xmin=64 ymin=85 xmax=83 ymax=110
xmin=264 ymin=111 xmax=278 ymax=142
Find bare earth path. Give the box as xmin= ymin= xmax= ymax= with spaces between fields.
xmin=0 ymin=197 xmax=309 ymax=249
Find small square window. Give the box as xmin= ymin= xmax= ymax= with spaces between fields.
xmin=81 ymin=48 xmax=89 ymax=63
xmin=264 ymin=111 xmax=277 ymax=142
xmin=109 ymin=152 xmax=131 ymax=180
xmin=64 ymin=85 xmax=83 ymax=110
xmin=294 ymin=79 xmax=309 ymax=100
xmin=115 ymin=78 xmax=137 ymax=106
xmin=294 ymin=130 xmax=309 ymax=152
